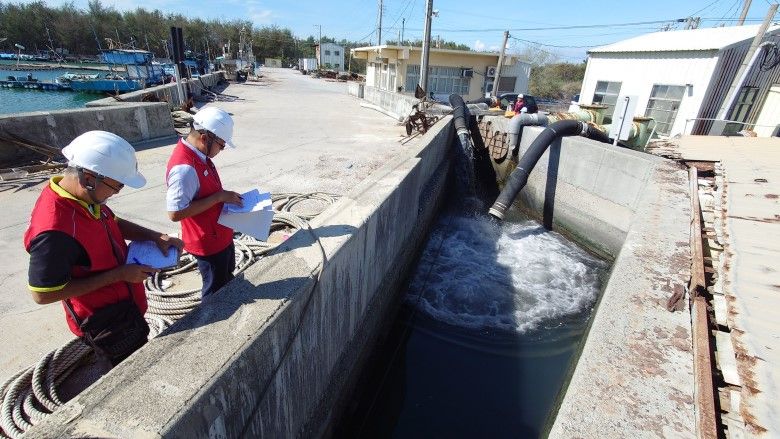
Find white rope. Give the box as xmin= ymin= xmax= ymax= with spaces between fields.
xmin=0 ymin=192 xmax=338 ymax=438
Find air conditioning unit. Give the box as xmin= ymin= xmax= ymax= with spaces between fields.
xmin=461 ymin=68 xmax=474 ymax=78
xmin=486 ymin=66 xmax=497 ymax=77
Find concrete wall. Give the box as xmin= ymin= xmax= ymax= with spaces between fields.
xmin=0 ymin=103 xmax=174 ymax=165
xmin=479 ymin=116 xmax=695 ymax=437
xmin=86 ymin=72 xmax=224 ymax=108
xmin=362 ymin=85 xmax=419 ymax=120
xmin=26 ymin=117 xmax=454 ymax=438
xmin=347 ymin=81 xmax=364 ymax=99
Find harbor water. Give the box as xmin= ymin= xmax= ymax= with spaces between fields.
xmin=338 ymin=207 xmax=610 ymax=438
xmin=0 ymin=67 xmax=102 ymax=115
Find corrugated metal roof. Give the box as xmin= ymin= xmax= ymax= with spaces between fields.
xmin=589 ymin=24 xmax=780 ymax=53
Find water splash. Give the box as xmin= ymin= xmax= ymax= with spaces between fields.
xmin=405 ymin=213 xmax=608 ymax=334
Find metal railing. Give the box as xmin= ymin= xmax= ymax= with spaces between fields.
xmin=683 ymin=117 xmax=779 ymax=135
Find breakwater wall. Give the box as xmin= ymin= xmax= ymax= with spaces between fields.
xmin=0 ymin=102 xmax=174 ymax=165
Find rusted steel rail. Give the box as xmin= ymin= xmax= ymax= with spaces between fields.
xmin=689 ymin=165 xmax=718 ymax=439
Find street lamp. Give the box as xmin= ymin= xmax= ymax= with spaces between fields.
xmin=15 ymin=43 xmax=26 ymax=68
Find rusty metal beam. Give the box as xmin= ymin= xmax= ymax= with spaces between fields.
xmin=689 ymin=164 xmax=719 ymax=439
xmin=693 ymin=296 xmax=719 ymax=439
xmin=689 ymin=166 xmax=707 ymax=296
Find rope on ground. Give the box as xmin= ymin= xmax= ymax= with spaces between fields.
xmin=0 ymin=192 xmax=338 ymax=438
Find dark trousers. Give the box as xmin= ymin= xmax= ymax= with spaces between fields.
xmin=194 ymin=242 xmax=236 ymax=298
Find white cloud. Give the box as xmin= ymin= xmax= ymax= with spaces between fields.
xmin=249 ymin=8 xmax=273 ymax=25
xmin=473 ymin=40 xmax=485 ymax=51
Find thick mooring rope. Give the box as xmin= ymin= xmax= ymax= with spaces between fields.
xmin=0 ymin=192 xmax=337 ymax=438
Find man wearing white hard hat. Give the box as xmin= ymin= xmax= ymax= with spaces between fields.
xmin=166 ymin=107 xmax=242 ymax=297
xmin=24 ymin=131 xmax=183 ymax=365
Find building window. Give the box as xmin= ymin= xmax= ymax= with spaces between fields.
xmin=725 ymin=86 xmax=760 ymax=134
xmin=644 ymin=84 xmax=686 ymax=136
xmin=325 ymin=50 xmax=331 ymax=56
xmin=380 ymin=63 xmax=388 ymax=90
xmin=404 ymin=65 xmax=470 ymax=96
xmin=335 ymin=51 xmax=340 ymax=56
xmin=592 ymin=80 xmax=622 ymax=115
xmin=388 ymin=63 xmax=396 ymax=91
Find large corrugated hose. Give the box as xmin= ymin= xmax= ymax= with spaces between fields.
xmin=489 ymin=120 xmax=611 ymax=220
xmin=0 ymin=192 xmax=338 ymax=438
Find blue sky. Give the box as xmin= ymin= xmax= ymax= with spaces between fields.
xmin=16 ymin=0 xmax=780 ymax=61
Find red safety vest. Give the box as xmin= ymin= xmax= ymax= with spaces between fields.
xmin=24 ymin=182 xmax=147 ymax=337
xmin=166 ymin=140 xmax=233 ymax=256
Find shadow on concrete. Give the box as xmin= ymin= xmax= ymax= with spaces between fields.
xmin=543 ymin=139 xmax=561 ymax=230
xmin=131 ymin=135 xmax=179 ymax=153
xmin=160 ymin=275 xmax=311 ymax=337
xmin=0 ymin=176 xmax=50 ymax=193
xmin=278 ymin=224 xmax=358 ymax=252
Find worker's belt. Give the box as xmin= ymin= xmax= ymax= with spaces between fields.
xmin=64 ymin=297 xmax=149 ymax=366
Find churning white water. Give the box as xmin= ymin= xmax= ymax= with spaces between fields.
xmin=406 ymin=213 xmax=609 ymax=334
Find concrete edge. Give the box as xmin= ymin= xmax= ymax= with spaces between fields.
xmin=548 ymin=158 xmax=696 ymax=438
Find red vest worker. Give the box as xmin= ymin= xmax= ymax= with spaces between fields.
xmin=166 ymin=107 xmax=242 ymax=297
xmin=25 ymin=131 xmax=183 ymax=365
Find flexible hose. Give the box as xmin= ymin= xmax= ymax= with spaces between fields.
xmin=488 ymin=121 xmax=613 ymax=220
xmin=0 ymin=192 xmax=338 ymax=438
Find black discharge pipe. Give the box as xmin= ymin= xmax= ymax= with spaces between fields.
xmin=449 ymin=93 xmax=499 ymax=209
xmin=488 ymin=120 xmax=608 ymax=220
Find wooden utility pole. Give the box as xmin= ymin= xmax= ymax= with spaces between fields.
xmin=419 ymin=0 xmax=433 ymax=94
xmin=738 ymin=0 xmax=753 ymax=25
xmin=712 ymin=3 xmax=778 ymax=134
xmin=314 ymin=24 xmax=322 ymax=68
xmin=377 ymin=0 xmax=383 ymax=46
xmin=492 ymin=30 xmax=510 ymax=97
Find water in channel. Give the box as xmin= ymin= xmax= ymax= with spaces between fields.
xmin=339 ymin=207 xmax=610 ymax=438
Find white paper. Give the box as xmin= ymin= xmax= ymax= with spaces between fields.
xmin=127 ymin=240 xmax=180 ymax=269
xmin=218 ymin=189 xmax=274 ymax=241
xmin=225 ymin=189 xmax=272 ymax=213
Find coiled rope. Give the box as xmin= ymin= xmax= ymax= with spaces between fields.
xmin=0 ymin=192 xmax=337 ymax=438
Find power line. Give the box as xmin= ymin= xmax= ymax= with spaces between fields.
xmin=690 ymin=0 xmax=726 ymax=16
xmin=402 ymin=18 xmax=687 ymax=33
xmin=510 ymin=36 xmax=598 ymax=49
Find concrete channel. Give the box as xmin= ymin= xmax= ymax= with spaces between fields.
xmin=5 ymin=70 xmax=695 ymax=437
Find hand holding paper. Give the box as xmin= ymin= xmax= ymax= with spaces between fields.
xmin=218 ymin=188 xmax=274 ymax=241
xmin=127 ymin=240 xmax=181 ymax=269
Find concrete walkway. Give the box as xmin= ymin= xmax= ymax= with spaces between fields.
xmin=670 ymin=136 xmax=780 ymax=437
xmin=0 ymin=68 xmax=410 ymax=381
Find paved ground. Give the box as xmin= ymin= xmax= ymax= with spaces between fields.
xmin=0 ymin=68 xmax=412 ymax=381
xmin=671 ymin=136 xmax=780 ymax=437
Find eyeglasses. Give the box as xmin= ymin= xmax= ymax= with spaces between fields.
xmin=200 ymin=130 xmax=226 ymax=150
xmin=101 ymin=179 xmax=124 ymax=192
xmin=209 ymin=133 xmax=226 ymax=150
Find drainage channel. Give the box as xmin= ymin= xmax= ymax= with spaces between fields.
xmin=335 ymin=205 xmax=610 ymax=438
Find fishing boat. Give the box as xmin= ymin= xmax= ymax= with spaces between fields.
xmin=0 ymin=74 xmax=70 ymax=91
xmin=68 ymin=49 xmax=165 ymax=94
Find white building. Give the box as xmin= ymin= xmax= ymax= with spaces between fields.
xmin=315 ymin=43 xmax=345 ymax=70
xmin=351 ymin=45 xmax=531 ymax=102
xmin=579 ymin=24 xmax=780 ymax=137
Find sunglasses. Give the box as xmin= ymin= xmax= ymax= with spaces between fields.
xmin=84 ymin=171 xmax=123 ymax=192
xmin=101 ymin=179 xmax=124 ymax=192
xmin=200 ymin=131 xmax=226 ymax=150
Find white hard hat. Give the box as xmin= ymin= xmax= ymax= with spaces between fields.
xmin=192 ymin=107 xmax=236 ymax=149
xmin=62 ymin=131 xmax=146 ymax=188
